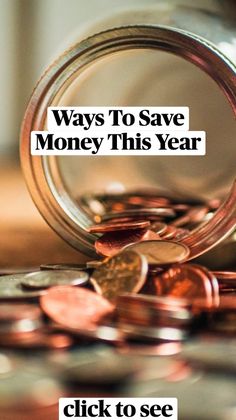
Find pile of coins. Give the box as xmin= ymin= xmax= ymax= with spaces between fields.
xmin=1 ymin=190 xmax=236 ymax=419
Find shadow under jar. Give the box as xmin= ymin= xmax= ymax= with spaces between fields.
xmin=20 ymin=1 xmax=236 ymax=258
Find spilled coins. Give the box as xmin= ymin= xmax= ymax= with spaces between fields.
xmin=1 ymin=189 xmax=236 ymax=419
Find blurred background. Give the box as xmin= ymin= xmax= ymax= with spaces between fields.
xmin=0 ymin=0 xmax=228 ymax=158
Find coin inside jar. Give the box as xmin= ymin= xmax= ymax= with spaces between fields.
xmin=126 ymin=240 xmax=190 ymax=266
xmin=101 ymin=207 xmax=175 ymax=222
xmin=88 ymin=220 xmax=150 ymax=233
xmin=90 ymin=250 xmax=148 ymax=302
xmin=21 ymin=270 xmax=88 ymax=289
xmin=95 ymin=228 xmax=158 ymax=257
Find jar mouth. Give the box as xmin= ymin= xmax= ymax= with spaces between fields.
xmin=20 ymin=25 xmax=236 ymax=257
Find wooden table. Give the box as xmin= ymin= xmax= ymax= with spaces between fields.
xmin=0 ymin=163 xmax=87 ymax=269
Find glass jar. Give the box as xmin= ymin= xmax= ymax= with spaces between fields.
xmin=20 ymin=0 xmax=236 ymax=258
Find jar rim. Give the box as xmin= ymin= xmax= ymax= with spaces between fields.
xmin=20 ymin=24 xmax=236 ymax=257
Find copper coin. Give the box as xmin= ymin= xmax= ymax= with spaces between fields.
xmin=117 ymin=293 xmax=191 ymax=328
xmin=218 ymin=295 xmax=236 ymax=309
xmin=95 ymin=228 xmax=149 ymax=257
xmin=40 ymin=286 xmax=114 ymax=329
xmin=173 ymin=228 xmax=190 ymax=241
xmin=126 ymin=240 xmax=190 ymax=266
xmin=172 ymin=206 xmax=208 ymax=227
xmin=118 ymin=323 xmax=187 ymax=342
xmin=117 ymin=293 xmax=190 ymax=309
xmin=213 ymin=271 xmax=236 ymax=281
xmin=102 ymin=207 xmax=175 ymax=222
xmin=88 ymin=220 xmax=150 ymax=233
xmin=154 ymin=264 xmax=219 ymax=307
xmin=90 ymin=250 xmax=148 ymax=302
xmin=159 ymin=225 xmax=177 ymax=240
xmin=150 ymin=222 xmax=168 ymax=235
xmin=126 ymin=195 xmax=170 ymax=207
xmin=97 ymin=216 xmax=146 ymax=225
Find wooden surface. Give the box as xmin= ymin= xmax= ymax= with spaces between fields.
xmin=0 ymin=163 xmax=87 ymax=268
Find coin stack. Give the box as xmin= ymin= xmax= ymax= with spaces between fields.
xmin=1 ymin=190 xmax=236 ymax=419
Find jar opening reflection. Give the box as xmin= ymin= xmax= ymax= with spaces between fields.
xmin=52 ymin=48 xmax=235 ymax=209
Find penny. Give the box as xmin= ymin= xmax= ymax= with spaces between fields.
xmin=95 ymin=228 xmax=150 ymax=257
xmin=118 ymin=323 xmax=187 ymax=342
xmin=102 ymin=207 xmax=175 ymax=222
xmin=218 ymin=295 xmax=236 ymax=309
xmin=40 ymin=286 xmax=114 ymax=329
xmin=117 ymin=293 xmax=192 ymax=328
xmin=125 ymin=194 xmax=170 ymax=207
xmin=126 ymin=240 xmax=190 ymax=266
xmin=117 ymin=293 xmax=190 ymax=309
xmin=159 ymin=225 xmax=177 ymax=240
xmin=173 ymin=228 xmax=190 ymax=241
xmin=172 ymin=206 xmax=208 ymax=227
xmin=21 ymin=270 xmax=88 ymax=289
xmin=212 ymin=271 xmax=236 ymax=281
xmin=87 ymin=220 xmax=150 ymax=233
xmin=97 ymin=216 xmax=146 ymax=225
xmin=0 ymin=274 xmax=45 ymax=300
xmin=90 ymin=250 xmax=148 ymax=302
xmin=153 ymin=264 xmax=219 ymax=307
xmin=150 ymin=222 xmax=167 ymax=235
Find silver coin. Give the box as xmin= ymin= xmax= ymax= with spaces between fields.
xmin=21 ymin=270 xmax=88 ymax=289
xmin=40 ymin=263 xmax=88 ymax=271
xmin=0 ymin=274 xmax=45 ymax=299
xmin=86 ymin=260 xmax=103 ymax=269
